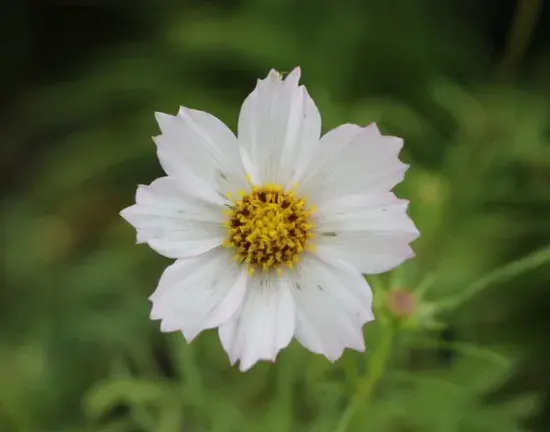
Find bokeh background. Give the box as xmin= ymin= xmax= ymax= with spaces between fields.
xmin=2 ymin=0 xmax=550 ymax=431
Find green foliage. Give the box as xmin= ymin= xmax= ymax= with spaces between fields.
xmin=2 ymin=1 xmax=550 ymax=431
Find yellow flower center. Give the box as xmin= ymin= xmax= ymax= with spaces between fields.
xmin=223 ymin=184 xmax=315 ymax=275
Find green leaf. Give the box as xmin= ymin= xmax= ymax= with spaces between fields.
xmin=83 ymin=378 xmax=172 ymax=418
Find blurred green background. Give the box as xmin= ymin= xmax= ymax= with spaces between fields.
xmin=2 ymin=0 xmax=550 ymax=431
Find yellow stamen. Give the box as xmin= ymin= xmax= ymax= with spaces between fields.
xmin=223 ymin=183 xmax=315 ymax=276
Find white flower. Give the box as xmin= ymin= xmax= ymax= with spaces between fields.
xmin=120 ymin=67 xmax=419 ymax=371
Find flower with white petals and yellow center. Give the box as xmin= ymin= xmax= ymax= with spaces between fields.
xmin=121 ymin=67 xmax=419 ymax=371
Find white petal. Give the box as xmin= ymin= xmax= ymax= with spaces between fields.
xmin=154 ymin=107 xmax=247 ymax=198
xmin=237 ymin=67 xmax=321 ymax=187
xmin=120 ymin=177 xmax=225 ymax=259
xmin=218 ymin=275 xmax=296 ymax=371
xmin=292 ymin=255 xmax=373 ymax=362
xmin=314 ymin=193 xmax=419 ymax=274
xmin=300 ymin=123 xmax=408 ymax=203
xmin=150 ymin=248 xmax=247 ymax=342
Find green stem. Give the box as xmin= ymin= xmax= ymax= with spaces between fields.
xmin=498 ymin=0 xmax=542 ymax=80
xmin=437 ymin=245 xmax=550 ymax=311
xmin=335 ymin=326 xmax=394 ymax=432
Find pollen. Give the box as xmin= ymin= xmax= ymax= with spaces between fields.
xmin=223 ymin=184 xmax=315 ymax=275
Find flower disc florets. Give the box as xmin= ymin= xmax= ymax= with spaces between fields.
xmin=224 ymin=184 xmax=314 ymax=275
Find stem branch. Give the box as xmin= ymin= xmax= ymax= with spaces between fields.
xmin=438 ymin=245 xmax=550 ymax=311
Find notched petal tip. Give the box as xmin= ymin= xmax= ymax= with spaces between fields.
xmin=366 ymin=122 xmax=381 ymax=135
xmin=283 ymin=66 xmax=302 ymax=85
xmin=181 ymin=328 xmax=200 ymax=344
xmin=238 ymin=361 xmax=253 ymax=373
xmin=409 ymin=226 xmax=421 ymax=243
xmin=154 ymin=111 xmax=180 ymax=133
xmin=361 ymin=124 xmax=407 ymax=158
xmin=397 ymin=197 xmax=410 ymax=208
xmin=388 ymin=137 xmax=405 ymax=155
xmin=159 ymin=318 xmax=185 ymax=334
xmin=264 ymin=66 xmax=302 ymax=84
xmin=177 ymin=106 xmax=196 ymax=121
xmin=366 ymin=310 xmax=376 ymax=323
xmin=266 ymin=69 xmax=282 ymax=82
xmin=119 ymin=206 xmax=149 ymax=244
xmin=149 ymin=308 xmax=162 ymax=320
xmin=134 ymin=183 xmax=151 ymax=203
xmin=392 ymin=161 xmax=410 ymax=178
xmin=119 ymin=205 xmax=135 ymax=223
xmin=154 ymin=111 xmax=171 ymax=122
xmin=324 ymin=349 xmax=345 ymax=364
xmin=136 ymin=231 xmax=147 ymax=244
xmin=349 ymin=342 xmax=366 ymax=354
xmin=289 ymin=65 xmax=302 ymax=76
xmin=237 ymin=354 xmax=278 ymax=373
xmin=151 ymin=135 xmax=162 ymax=147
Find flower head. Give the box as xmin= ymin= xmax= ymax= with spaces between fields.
xmin=120 ymin=67 xmax=419 ymax=371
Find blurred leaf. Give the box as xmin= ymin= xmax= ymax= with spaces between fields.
xmin=84 ymin=378 xmax=173 ymax=418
